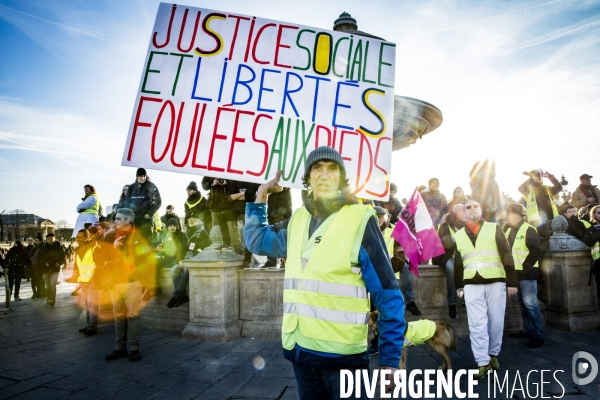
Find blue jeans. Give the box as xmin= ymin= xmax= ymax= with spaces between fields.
xmin=292 ymin=363 xmax=370 ymax=400
xmin=518 ymin=280 xmax=543 ymax=339
xmin=400 ymin=264 xmax=415 ymax=303
xmin=445 ymin=258 xmax=457 ymax=305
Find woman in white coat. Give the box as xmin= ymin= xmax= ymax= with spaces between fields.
xmin=72 ymin=184 xmax=101 ymax=237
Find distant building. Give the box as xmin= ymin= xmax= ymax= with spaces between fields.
xmin=2 ymin=214 xmax=55 ymax=241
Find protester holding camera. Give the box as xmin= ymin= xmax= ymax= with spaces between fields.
xmin=518 ymin=170 xmax=562 ymax=238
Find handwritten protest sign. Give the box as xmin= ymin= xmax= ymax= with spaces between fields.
xmin=122 ymin=3 xmax=396 ymax=199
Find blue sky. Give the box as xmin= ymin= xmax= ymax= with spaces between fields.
xmin=1 ymin=0 xmax=599 ymax=227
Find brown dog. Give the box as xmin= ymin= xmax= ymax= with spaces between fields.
xmin=369 ymin=311 xmax=457 ymax=371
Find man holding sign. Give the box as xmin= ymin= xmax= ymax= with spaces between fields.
xmin=245 ymin=147 xmax=405 ymax=398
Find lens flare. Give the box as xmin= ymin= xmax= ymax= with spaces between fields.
xmin=253 ymin=356 xmax=266 ymax=371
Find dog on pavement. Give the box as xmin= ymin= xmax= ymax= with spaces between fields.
xmin=369 ymin=310 xmax=457 ymax=371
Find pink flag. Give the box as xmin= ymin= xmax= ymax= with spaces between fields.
xmin=391 ymin=187 xmax=445 ymax=277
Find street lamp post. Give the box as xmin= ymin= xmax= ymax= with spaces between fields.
xmin=560 ymin=175 xmax=569 ymax=203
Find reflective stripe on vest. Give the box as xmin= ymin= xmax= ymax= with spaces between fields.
xmin=76 ymin=246 xmax=96 ymax=283
xmin=186 ymin=194 xmax=203 ymax=209
xmin=526 ymin=185 xmax=558 ymax=221
xmin=81 ymin=194 xmax=100 ymax=215
xmin=282 ymin=205 xmax=372 ymax=355
xmin=505 ymin=223 xmax=538 ymax=270
xmin=455 ymin=222 xmax=505 ymax=280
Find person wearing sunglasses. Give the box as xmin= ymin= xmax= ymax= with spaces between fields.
xmin=454 ymin=200 xmax=518 ymax=379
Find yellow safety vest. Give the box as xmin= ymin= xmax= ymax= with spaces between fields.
xmin=526 ymin=185 xmax=558 ymax=221
xmin=76 ymin=245 xmax=96 ymax=283
xmin=582 ymin=220 xmax=591 ymax=229
xmin=186 ymin=194 xmax=203 ymax=209
xmin=81 ymin=194 xmax=100 ymax=215
xmin=154 ymin=211 xmax=162 ymax=231
xmin=455 ymin=222 xmax=505 ymax=280
xmin=283 ymin=205 xmax=373 ymax=355
xmin=505 ymin=223 xmax=538 ymax=271
xmin=592 ymin=243 xmax=600 ymax=261
xmin=403 ymin=320 xmax=436 ymax=347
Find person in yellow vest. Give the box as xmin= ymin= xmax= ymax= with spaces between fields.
xmin=433 ymin=203 xmax=467 ymax=319
xmin=563 ymin=204 xmax=588 ymax=241
xmin=518 ymin=170 xmax=562 ymax=238
xmin=73 ymin=229 xmax=99 ymax=336
xmin=454 ymin=200 xmax=518 ymax=379
xmin=73 ymin=184 xmax=101 ymax=238
xmin=504 ymin=204 xmax=544 ymax=348
xmin=583 ymin=205 xmax=600 ymax=302
xmin=245 ymin=147 xmax=405 ymax=398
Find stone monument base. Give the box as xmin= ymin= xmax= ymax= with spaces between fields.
xmin=239 ymin=268 xmax=284 ymax=339
xmin=543 ymin=310 xmax=600 ymax=332
xmin=182 ymin=320 xmax=242 ymax=342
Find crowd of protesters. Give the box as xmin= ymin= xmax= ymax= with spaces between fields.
xmin=1 ymin=160 xmax=599 ymax=378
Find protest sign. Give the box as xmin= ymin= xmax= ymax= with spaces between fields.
xmin=122 ymin=3 xmax=396 ymax=200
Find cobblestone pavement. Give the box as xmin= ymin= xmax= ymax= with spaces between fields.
xmin=1 ymin=276 xmax=600 ymax=399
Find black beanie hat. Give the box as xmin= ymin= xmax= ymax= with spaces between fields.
xmin=166 ymin=218 xmax=179 ymax=227
xmin=136 ymin=168 xmax=147 ymax=177
xmin=187 ymin=181 xmax=198 ymax=191
xmin=304 ymin=146 xmax=346 ymax=176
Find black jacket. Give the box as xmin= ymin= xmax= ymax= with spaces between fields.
xmin=227 ymin=180 xmax=260 ymax=214
xmin=202 ymin=177 xmax=231 ymax=212
xmin=379 ymin=197 xmax=403 ymax=224
xmin=454 ymin=220 xmax=518 ymax=289
xmin=125 ymin=178 xmax=162 ymax=221
xmin=506 ymin=221 xmax=543 ymax=281
xmin=160 ymin=213 xmax=182 ymax=231
xmin=5 ymin=246 xmax=29 ymax=270
xmin=39 ymin=242 xmax=66 ymax=272
xmin=185 ymin=225 xmax=212 ymax=257
xmin=566 ymin=216 xmax=588 ymax=241
xmin=267 ymin=187 xmax=293 ymax=219
xmin=583 ymin=223 xmax=600 ymax=248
